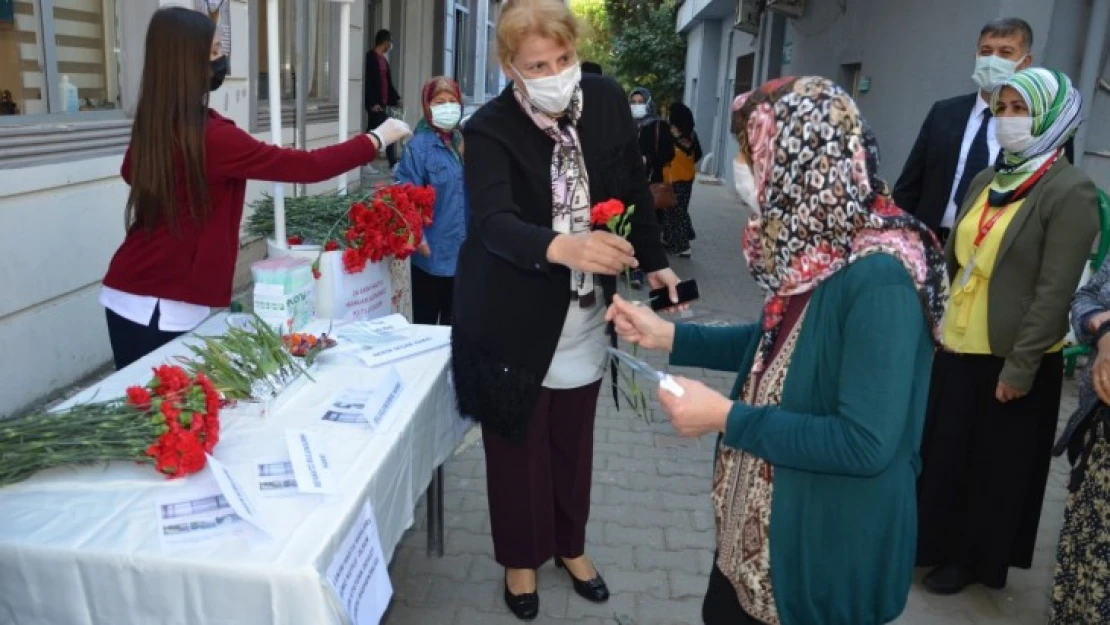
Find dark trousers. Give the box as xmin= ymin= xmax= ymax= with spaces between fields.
xmin=481 ymin=380 xmax=602 ymax=569
xmin=916 ymin=350 xmax=1064 ymax=588
xmin=366 ymin=109 xmax=398 ymax=167
xmin=661 ymin=180 xmax=695 ymax=253
xmin=703 ymin=561 xmax=768 ymax=625
xmin=105 ymin=306 xmax=184 ymax=371
xmin=411 ymin=266 xmax=454 ymax=326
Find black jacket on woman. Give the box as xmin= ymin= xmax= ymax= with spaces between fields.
xmin=638 ymin=119 xmax=675 ymax=184
xmin=452 ymin=74 xmax=669 ymax=443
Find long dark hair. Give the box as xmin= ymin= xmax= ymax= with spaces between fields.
xmin=125 ymin=7 xmax=215 ymax=233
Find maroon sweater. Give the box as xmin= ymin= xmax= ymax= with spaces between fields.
xmin=103 ymin=110 xmax=376 ymax=307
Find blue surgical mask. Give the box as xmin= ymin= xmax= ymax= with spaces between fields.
xmin=430 ymin=102 xmax=462 ymax=130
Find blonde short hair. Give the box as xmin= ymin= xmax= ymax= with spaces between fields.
xmin=497 ymin=0 xmax=580 ymax=67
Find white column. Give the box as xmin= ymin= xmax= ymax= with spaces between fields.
xmin=266 ymin=0 xmax=287 ymax=248
xmin=333 ymin=0 xmax=355 ymax=193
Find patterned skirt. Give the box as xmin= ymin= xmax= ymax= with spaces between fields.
xmin=1050 ymin=422 xmax=1110 ymax=624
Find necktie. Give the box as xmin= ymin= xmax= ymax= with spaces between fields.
xmin=954 ymin=109 xmax=992 ymax=207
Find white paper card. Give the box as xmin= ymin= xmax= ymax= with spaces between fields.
xmin=363 ymin=367 xmax=404 ymax=432
xmin=206 ymin=454 xmax=270 ymax=536
xmin=285 ymin=428 xmax=338 ymax=494
xmin=326 ymin=502 xmax=393 ymax=625
xmin=321 ymin=388 xmax=374 ymax=424
xmin=155 ymin=484 xmax=245 ymax=549
xmin=355 ymin=328 xmax=450 ymax=369
xmin=255 ymin=458 xmax=299 ymax=498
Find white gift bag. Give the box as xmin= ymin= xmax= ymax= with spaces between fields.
xmin=267 ymin=240 xmax=392 ymax=321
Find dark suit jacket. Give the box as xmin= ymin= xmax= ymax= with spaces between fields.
xmin=894 ymin=92 xmax=1075 ymax=231
xmin=363 ymin=52 xmax=400 ymax=111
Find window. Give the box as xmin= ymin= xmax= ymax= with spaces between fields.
xmin=453 ymin=0 xmax=476 ymax=99
xmin=484 ymin=1 xmax=501 ymax=97
xmin=256 ymin=0 xmax=333 ymax=102
xmin=0 ymin=0 xmax=121 ymax=120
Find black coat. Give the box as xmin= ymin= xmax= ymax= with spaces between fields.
xmin=363 ymin=51 xmax=400 ymax=110
xmin=638 ymin=119 xmax=675 ymax=184
xmin=894 ymin=92 xmax=1075 ymax=232
xmin=451 ymin=74 xmax=669 ymax=443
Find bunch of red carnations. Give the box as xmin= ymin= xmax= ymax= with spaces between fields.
xmin=0 ymin=364 xmax=221 ymax=487
xmin=340 ymin=183 xmax=436 ymax=273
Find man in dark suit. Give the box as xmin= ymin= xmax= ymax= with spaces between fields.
xmin=364 ymin=29 xmax=401 ymax=170
xmin=894 ymin=18 xmax=1037 ymax=242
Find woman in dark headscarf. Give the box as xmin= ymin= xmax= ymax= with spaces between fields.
xmin=608 ymin=76 xmax=948 ymax=625
xmin=664 ymin=102 xmax=703 ymax=257
xmin=629 ymin=86 xmax=675 ymax=287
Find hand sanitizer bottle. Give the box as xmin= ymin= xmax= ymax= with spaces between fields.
xmin=60 ymin=75 xmax=79 ymax=113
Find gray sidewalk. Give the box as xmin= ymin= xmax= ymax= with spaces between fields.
xmin=383 ymin=181 xmax=1075 ymax=625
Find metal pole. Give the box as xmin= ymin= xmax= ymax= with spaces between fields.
xmin=336 ymin=0 xmax=353 ymax=194
xmin=295 ymin=0 xmax=309 ymax=197
xmin=267 ymin=0 xmax=287 ymax=249
xmin=426 ymin=465 xmax=445 ymax=557
xmin=1074 ymin=0 xmax=1110 ymax=168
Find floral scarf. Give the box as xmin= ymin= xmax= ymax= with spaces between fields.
xmin=732 ymin=76 xmax=948 ymax=369
xmin=988 ymin=68 xmax=1083 ymax=207
xmin=513 ymin=83 xmax=595 ymax=307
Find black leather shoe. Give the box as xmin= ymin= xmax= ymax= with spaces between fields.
xmin=556 ymin=558 xmax=610 ymax=603
xmin=503 ymin=575 xmax=539 ymax=621
xmin=923 ymin=564 xmax=974 ymax=595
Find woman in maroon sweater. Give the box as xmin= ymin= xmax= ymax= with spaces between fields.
xmin=101 ymin=7 xmax=410 ymax=369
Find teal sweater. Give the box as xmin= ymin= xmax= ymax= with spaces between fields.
xmin=671 ymin=254 xmax=933 ymax=625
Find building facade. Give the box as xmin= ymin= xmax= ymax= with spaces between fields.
xmin=0 ymin=0 xmax=507 ymax=417
xmin=677 ymin=0 xmax=1109 ymax=193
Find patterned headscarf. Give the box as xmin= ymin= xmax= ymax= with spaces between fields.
xmin=417 ymin=76 xmax=464 ymax=161
xmin=732 ymin=76 xmax=948 ymax=367
xmin=988 ymin=68 xmax=1083 ymax=206
xmin=513 ymin=82 xmax=596 ymax=307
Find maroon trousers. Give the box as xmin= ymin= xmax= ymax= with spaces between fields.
xmin=481 ymin=380 xmax=602 ymax=569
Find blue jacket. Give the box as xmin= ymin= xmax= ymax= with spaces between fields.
xmin=394 ymin=127 xmax=468 ymax=277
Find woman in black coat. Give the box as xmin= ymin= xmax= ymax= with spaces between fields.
xmin=451 ymin=0 xmax=680 ymax=620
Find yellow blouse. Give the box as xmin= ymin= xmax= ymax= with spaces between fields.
xmin=943 ymin=188 xmax=1064 ymax=354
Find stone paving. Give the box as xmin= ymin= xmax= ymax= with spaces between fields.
xmin=382 ymin=180 xmax=1078 ymax=625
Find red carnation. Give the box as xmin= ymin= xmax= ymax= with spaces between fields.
xmin=126 ymin=386 xmax=152 ymax=410
xmin=591 ymin=199 xmax=626 ymax=227
xmin=324 ymin=240 xmax=340 ymax=252
xmin=287 ymin=235 xmax=304 ymax=245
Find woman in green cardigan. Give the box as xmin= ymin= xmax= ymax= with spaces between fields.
xmin=607 ymin=76 xmax=948 ymax=625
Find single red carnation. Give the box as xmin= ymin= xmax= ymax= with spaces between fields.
xmin=126 ymin=386 xmax=153 ymax=410
xmin=590 ymin=199 xmax=625 ymax=227
xmin=287 ymin=235 xmax=304 ymax=245
xmin=324 ymin=240 xmax=340 ymax=251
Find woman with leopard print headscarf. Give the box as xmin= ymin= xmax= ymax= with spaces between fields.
xmin=607 ymin=76 xmax=948 ymax=625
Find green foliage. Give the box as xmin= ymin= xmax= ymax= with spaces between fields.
xmin=572 ymin=0 xmax=686 ymax=110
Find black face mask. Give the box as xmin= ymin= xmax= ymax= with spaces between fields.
xmin=210 ymin=55 xmax=229 ymax=92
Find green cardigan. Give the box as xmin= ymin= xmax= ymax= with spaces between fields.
xmin=671 ymin=254 xmax=934 ymax=625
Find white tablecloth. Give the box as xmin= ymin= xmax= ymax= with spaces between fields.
xmin=0 ymin=314 xmax=467 ymax=625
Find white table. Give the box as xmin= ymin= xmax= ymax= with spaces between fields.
xmin=0 ymin=314 xmax=468 ymax=625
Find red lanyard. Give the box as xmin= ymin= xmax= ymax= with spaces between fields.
xmin=973 ymin=201 xmax=1008 ymax=248
xmin=973 ymin=151 xmax=1060 ymax=248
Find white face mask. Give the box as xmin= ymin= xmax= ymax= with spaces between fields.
xmin=430 ymin=102 xmax=462 ymax=130
xmin=972 ymin=54 xmax=1025 ymax=91
xmin=995 ymin=115 xmax=1035 ymax=153
xmin=630 ymin=103 xmax=648 ymax=119
xmin=733 ymin=161 xmax=759 ymax=215
xmin=514 ymin=63 xmax=581 ymax=114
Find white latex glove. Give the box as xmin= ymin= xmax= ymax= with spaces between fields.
xmin=371 ymin=118 xmax=412 ymax=148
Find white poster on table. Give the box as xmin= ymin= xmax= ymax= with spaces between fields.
xmin=155 ymin=486 xmax=245 ymax=550
xmin=354 ymin=328 xmax=450 ymax=369
xmin=255 ymin=459 xmax=299 ymax=498
xmin=326 ymin=502 xmax=393 ymax=625
xmin=285 ymin=428 xmax=339 ymax=494
xmin=207 ymin=455 xmax=271 ymax=536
